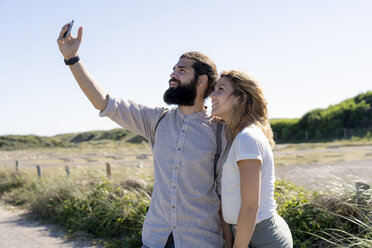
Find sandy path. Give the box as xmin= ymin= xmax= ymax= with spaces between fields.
xmin=0 ymin=206 xmax=102 ymax=248
xmin=275 ymin=159 xmax=372 ymax=192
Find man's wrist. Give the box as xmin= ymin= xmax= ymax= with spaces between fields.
xmin=63 ymin=53 xmax=78 ymax=61
xmin=64 ymin=55 xmax=80 ymax=65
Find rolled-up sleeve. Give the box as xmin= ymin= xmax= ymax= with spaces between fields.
xmin=99 ymin=95 xmax=165 ymax=143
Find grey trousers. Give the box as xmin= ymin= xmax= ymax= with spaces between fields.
xmin=232 ymin=213 xmax=293 ymax=248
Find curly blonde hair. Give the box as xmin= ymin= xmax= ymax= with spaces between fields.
xmin=221 ymin=70 xmax=275 ymax=147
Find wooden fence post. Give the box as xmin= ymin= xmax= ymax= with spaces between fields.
xmin=15 ymin=160 xmax=19 ymax=171
xmin=36 ymin=165 xmax=42 ymax=178
xmin=106 ymin=162 xmax=112 ymax=179
xmin=65 ymin=165 xmax=70 ymax=177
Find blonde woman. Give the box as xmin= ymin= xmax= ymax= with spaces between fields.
xmin=210 ymin=71 xmax=292 ymax=248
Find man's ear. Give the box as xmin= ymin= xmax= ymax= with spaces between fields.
xmin=197 ymin=75 xmax=208 ymax=86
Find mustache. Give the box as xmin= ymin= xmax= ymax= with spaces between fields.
xmin=169 ymin=78 xmax=181 ymax=84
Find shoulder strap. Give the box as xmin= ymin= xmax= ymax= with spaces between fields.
xmin=154 ymin=108 xmax=168 ymax=135
xmin=214 ymin=122 xmax=223 ymax=179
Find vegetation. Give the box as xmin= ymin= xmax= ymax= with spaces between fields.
xmin=271 ymin=91 xmax=372 ymax=143
xmin=0 ymin=167 xmax=371 ymax=247
xmin=276 ymin=180 xmax=372 ymax=247
xmin=0 ymin=169 xmax=28 ymax=195
xmin=0 ymin=129 xmax=147 ymax=150
xmin=2 ymin=91 xmax=372 ymax=149
xmin=0 ymin=167 xmax=151 ymax=247
xmin=1 ymin=92 xmax=372 ymax=247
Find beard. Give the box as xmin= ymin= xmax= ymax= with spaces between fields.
xmin=163 ymin=77 xmax=197 ymax=106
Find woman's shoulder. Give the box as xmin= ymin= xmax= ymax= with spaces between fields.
xmin=237 ymin=125 xmax=262 ymax=138
xmin=236 ymin=125 xmax=268 ymax=146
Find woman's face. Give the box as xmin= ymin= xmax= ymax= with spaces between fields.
xmin=210 ymin=77 xmax=240 ymax=122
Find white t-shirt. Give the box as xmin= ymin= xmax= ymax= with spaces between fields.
xmin=221 ymin=125 xmax=277 ymax=224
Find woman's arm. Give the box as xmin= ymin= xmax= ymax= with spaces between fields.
xmin=233 ymin=159 xmax=261 ymax=248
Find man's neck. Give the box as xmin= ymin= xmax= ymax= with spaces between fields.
xmin=178 ymin=101 xmax=205 ymax=115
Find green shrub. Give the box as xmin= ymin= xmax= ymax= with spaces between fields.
xmin=271 ymin=91 xmax=372 ymax=143
xmin=127 ymin=135 xmax=147 ymax=144
xmin=1 ymin=168 xmax=371 ymax=247
xmin=275 ymin=180 xmax=372 ymax=247
xmin=19 ymin=173 xmax=150 ymax=247
xmin=70 ymin=132 xmax=96 ymax=143
xmin=0 ymin=129 xmax=144 ymax=150
xmin=0 ymin=135 xmax=69 ymax=150
xmin=0 ymin=169 xmax=27 ymax=195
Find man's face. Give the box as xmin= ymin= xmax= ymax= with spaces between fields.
xmin=163 ymin=58 xmax=198 ymax=106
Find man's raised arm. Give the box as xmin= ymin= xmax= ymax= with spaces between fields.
xmin=57 ymin=23 xmax=108 ymax=111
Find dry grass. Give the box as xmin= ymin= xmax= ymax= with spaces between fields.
xmin=0 ymin=142 xmax=153 ymax=172
xmin=1 ymin=140 xmax=371 ymax=247
xmin=273 ymin=141 xmax=372 ymax=166
xmin=2 ymin=139 xmax=372 ymax=170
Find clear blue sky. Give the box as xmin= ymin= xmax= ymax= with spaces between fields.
xmin=1 ymin=0 xmax=371 ymax=136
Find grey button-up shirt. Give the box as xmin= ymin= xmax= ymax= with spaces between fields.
xmin=100 ymin=95 xmax=226 ymax=248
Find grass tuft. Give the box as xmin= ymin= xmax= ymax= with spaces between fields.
xmin=275 ymin=180 xmax=372 ymax=247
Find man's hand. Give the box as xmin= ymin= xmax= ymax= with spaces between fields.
xmin=57 ymin=23 xmax=83 ymax=60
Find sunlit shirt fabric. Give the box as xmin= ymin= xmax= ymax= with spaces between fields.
xmin=100 ymin=95 xmax=226 ymax=248
xmin=221 ymin=125 xmax=277 ymax=224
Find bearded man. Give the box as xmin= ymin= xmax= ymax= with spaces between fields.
xmin=57 ymin=23 xmax=227 ymax=248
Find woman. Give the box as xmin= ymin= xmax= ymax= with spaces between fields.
xmin=210 ymin=70 xmax=293 ymax=248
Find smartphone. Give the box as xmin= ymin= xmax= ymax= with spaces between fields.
xmin=63 ymin=19 xmax=74 ymax=38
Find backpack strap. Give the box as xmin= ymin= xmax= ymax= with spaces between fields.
xmin=154 ymin=108 xmax=169 ymax=135
xmin=214 ymin=122 xmax=223 ymax=179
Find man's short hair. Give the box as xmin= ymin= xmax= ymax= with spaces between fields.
xmin=180 ymin=52 xmax=218 ymax=99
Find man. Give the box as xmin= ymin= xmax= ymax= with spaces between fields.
xmin=57 ymin=23 xmax=226 ymax=248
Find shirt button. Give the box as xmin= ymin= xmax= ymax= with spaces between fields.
xmin=174 ymin=166 xmax=178 ymax=170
